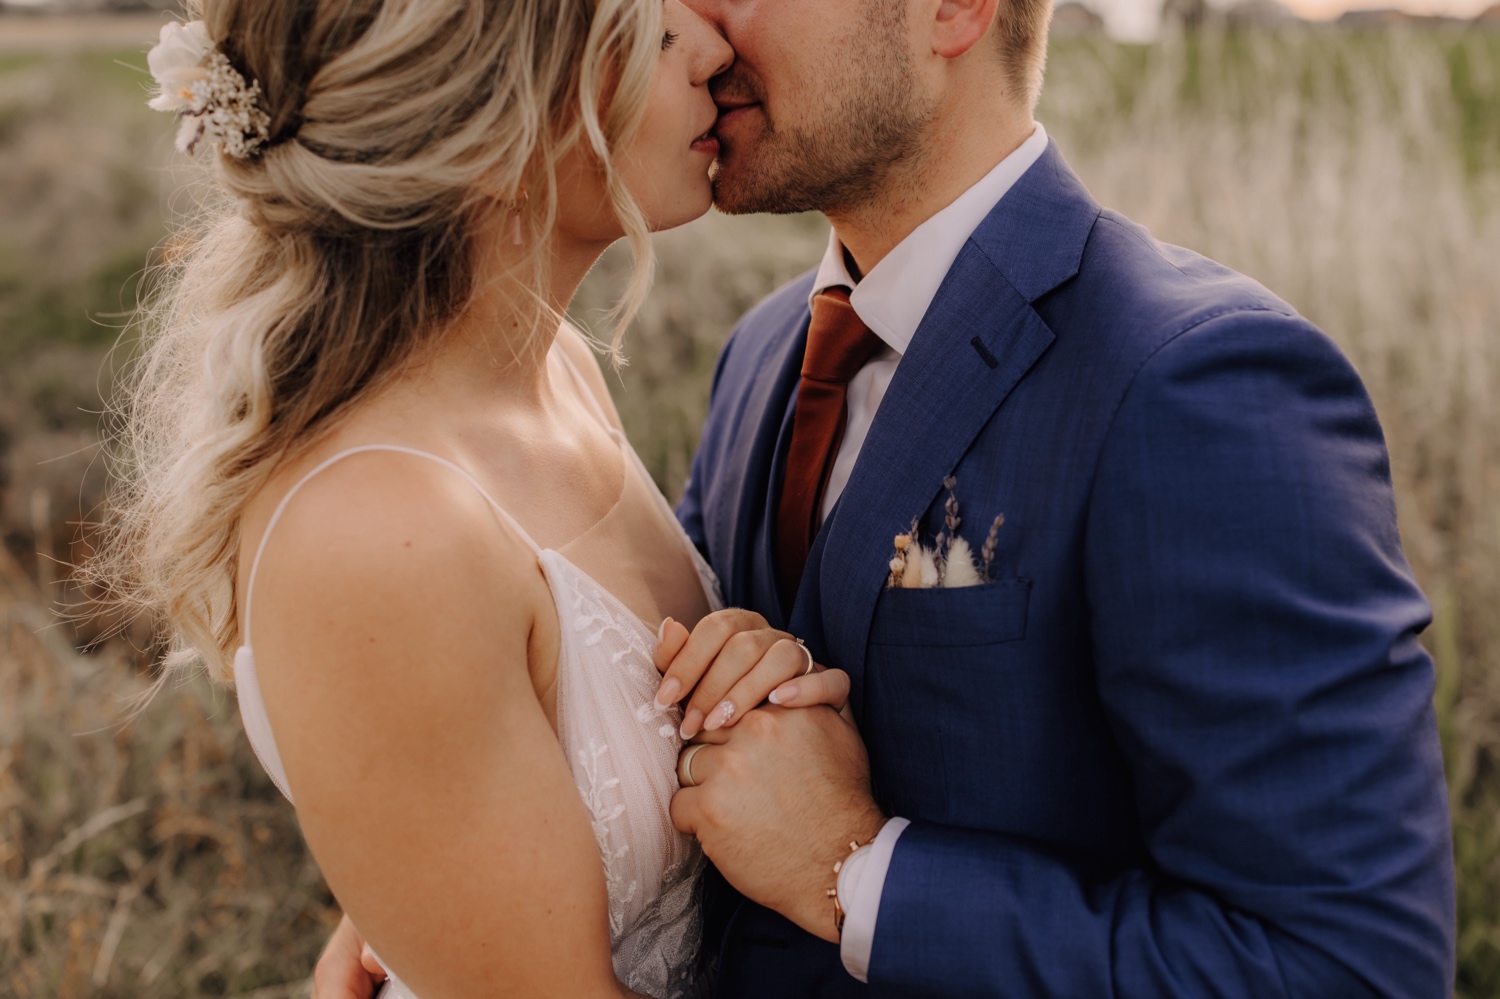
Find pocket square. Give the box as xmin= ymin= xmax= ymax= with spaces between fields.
xmin=886 ymin=477 xmax=1004 ymax=590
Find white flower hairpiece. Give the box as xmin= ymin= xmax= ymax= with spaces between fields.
xmin=147 ymin=20 xmax=271 ymax=159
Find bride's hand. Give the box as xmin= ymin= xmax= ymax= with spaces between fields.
xmin=316 ymin=913 xmax=647 ymax=998
xmin=653 ymin=608 xmax=851 ymax=740
xmin=311 ymin=913 xmax=385 ymax=999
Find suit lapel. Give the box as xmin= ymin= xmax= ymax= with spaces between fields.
xmin=712 ymin=308 xmax=809 ymax=628
xmin=807 ymin=142 xmax=1104 ymax=707
xmin=813 ymin=246 xmax=1055 ymax=705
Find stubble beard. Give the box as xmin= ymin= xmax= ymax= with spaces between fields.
xmin=710 ymin=7 xmax=934 ymax=217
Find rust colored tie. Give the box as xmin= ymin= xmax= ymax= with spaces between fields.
xmin=775 ymin=287 xmax=888 ymax=600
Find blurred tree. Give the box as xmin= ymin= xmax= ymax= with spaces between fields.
xmin=1162 ymin=0 xmax=1210 ymax=29
xmin=1052 ymin=1 xmax=1108 ymax=35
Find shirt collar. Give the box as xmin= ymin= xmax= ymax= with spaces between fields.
xmin=809 ymin=122 xmax=1049 ymax=357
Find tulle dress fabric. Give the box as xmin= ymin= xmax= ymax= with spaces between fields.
xmin=232 ymin=346 xmax=722 ymax=999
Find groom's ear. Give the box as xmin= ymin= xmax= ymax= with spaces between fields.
xmin=929 ymin=0 xmax=1002 ymax=60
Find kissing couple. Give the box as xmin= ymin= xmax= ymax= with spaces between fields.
xmin=110 ymin=0 xmax=1456 ymax=996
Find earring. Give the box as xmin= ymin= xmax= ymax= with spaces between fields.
xmin=507 ymin=190 xmax=528 ymax=246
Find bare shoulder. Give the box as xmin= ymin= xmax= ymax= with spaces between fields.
xmin=241 ymin=448 xmax=546 ymax=697
xmin=237 ymin=448 xmax=622 ymax=994
xmin=556 ymin=323 xmax=624 ymax=431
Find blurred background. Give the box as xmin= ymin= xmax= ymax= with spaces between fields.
xmin=1 ymin=1 xmax=1497 ymax=996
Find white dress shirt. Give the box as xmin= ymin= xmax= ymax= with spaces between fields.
xmin=809 ymin=122 xmax=1049 ymax=982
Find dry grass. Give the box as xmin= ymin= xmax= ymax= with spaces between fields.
xmin=0 ymin=547 xmax=335 ymax=997
xmin=1 ymin=23 xmax=1497 ymax=998
xmin=0 ymin=14 xmax=172 ymax=55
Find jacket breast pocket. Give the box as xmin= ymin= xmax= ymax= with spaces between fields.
xmin=861 ymin=578 xmax=1032 ymax=820
xmin=867 ymin=577 xmax=1031 ymax=649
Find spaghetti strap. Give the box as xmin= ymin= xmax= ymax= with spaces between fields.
xmin=550 ymin=339 xmax=723 ymax=608
xmin=242 ymin=445 xmax=541 ymax=646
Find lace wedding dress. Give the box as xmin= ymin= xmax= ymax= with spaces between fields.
xmin=231 ymin=347 xmax=723 ymax=999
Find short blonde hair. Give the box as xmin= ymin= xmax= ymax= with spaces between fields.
xmin=1000 ymin=0 xmax=1053 ymax=110
xmin=93 ymin=0 xmax=663 ymax=682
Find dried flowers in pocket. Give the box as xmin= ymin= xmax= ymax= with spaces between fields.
xmin=886 ymin=477 xmax=1004 ymax=590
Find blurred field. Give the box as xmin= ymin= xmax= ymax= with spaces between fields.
xmin=1 ymin=19 xmax=1497 ymax=998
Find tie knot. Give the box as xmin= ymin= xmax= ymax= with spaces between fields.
xmin=803 ymin=288 xmax=886 ymax=384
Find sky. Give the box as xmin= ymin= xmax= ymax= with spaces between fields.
xmin=1087 ymin=0 xmax=1495 ymax=39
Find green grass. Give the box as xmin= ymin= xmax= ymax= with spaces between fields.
xmin=2 ymin=26 xmax=1498 ymax=998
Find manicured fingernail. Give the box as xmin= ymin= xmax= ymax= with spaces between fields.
xmin=655 ymin=676 xmax=682 ymax=709
xmin=704 ymin=700 xmax=736 ymax=732
xmin=768 ymin=683 xmax=797 ymax=705
xmin=656 ymin=616 xmax=673 ymax=644
xmin=680 ymin=707 xmax=705 ymax=740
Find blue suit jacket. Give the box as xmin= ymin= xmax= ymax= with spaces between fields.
xmin=677 ymin=142 xmax=1454 ymax=999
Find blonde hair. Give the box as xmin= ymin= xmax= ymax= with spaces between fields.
xmin=92 ymin=0 xmax=662 ymax=682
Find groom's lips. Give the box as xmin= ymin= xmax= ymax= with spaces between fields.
xmin=713 ymin=99 xmax=761 ymax=137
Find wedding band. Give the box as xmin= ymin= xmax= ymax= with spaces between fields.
xmin=678 ymin=743 xmax=708 ymax=788
xmin=795 ymin=637 xmax=815 ymax=676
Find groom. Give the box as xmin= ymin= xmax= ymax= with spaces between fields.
xmin=667 ymin=0 xmax=1456 ymax=995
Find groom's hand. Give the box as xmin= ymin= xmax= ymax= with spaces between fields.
xmin=670 ymin=704 xmax=886 ymax=942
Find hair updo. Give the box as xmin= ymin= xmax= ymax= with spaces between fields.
xmin=92 ymin=0 xmax=663 ymax=683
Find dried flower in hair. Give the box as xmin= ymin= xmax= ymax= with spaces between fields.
xmin=146 ymin=21 xmax=213 ymax=111
xmin=147 ymin=21 xmax=270 ymax=159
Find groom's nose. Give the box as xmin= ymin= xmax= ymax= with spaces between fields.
xmin=681 ymin=0 xmax=726 ymax=30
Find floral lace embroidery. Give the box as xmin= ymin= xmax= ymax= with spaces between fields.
xmin=548 ymin=554 xmax=710 ymax=998
xmin=574 ymin=739 xmax=637 ymax=936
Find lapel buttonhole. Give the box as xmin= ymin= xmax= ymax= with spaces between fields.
xmin=970 ymin=336 xmax=999 ymax=369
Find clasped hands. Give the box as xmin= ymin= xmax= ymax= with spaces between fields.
xmin=654 ymin=609 xmax=888 ymax=943
xmin=316 ymin=610 xmax=886 ymax=997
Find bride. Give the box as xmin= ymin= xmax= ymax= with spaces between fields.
xmin=101 ymin=1 xmax=851 ymax=996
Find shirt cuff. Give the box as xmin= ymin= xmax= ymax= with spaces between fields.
xmin=837 ymin=816 xmax=911 ymax=982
